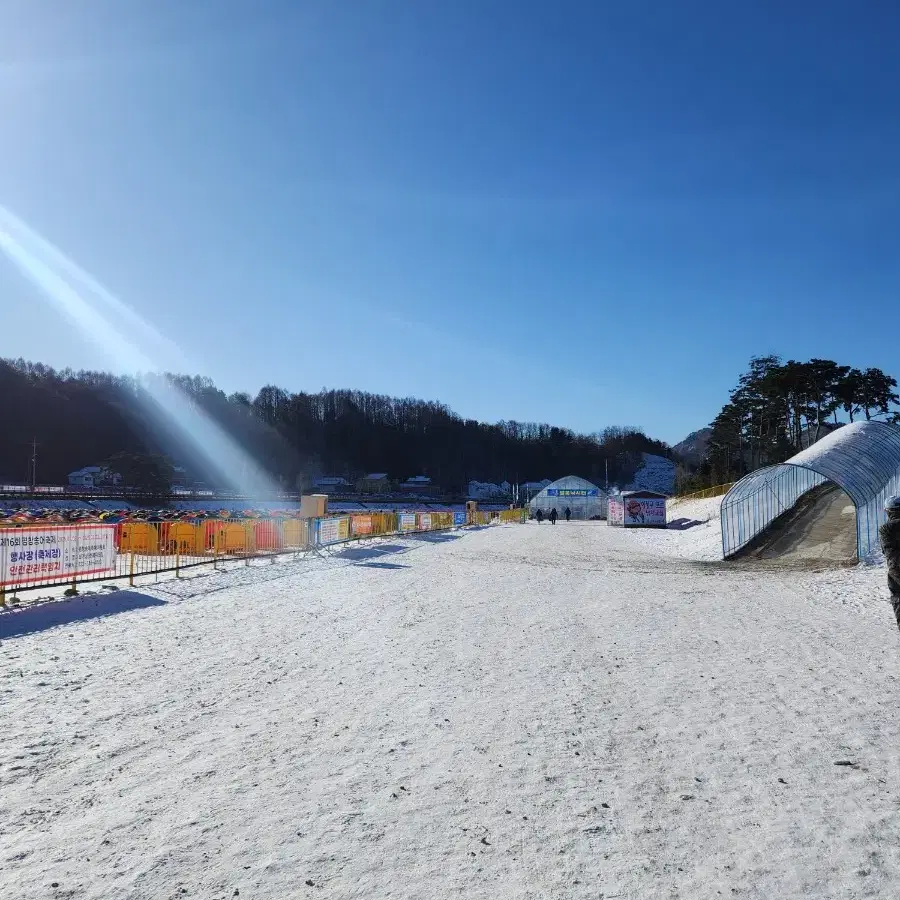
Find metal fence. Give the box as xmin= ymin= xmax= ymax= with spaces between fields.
xmin=0 ymin=509 xmax=526 ymax=604
xmin=673 ymin=482 xmax=736 ymax=502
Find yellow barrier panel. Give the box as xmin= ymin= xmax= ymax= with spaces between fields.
xmin=219 ymin=522 xmax=250 ymax=554
xmin=118 ymin=522 xmax=159 ymax=553
xmin=375 ymin=513 xmax=394 ymax=535
xmin=282 ymin=519 xmax=309 ymax=549
xmin=1 ymin=510 xmax=527 ymax=598
xmin=673 ymin=482 xmax=735 ymax=503
xmin=431 ymin=512 xmax=453 ymax=529
xmin=160 ymin=522 xmax=203 ymax=555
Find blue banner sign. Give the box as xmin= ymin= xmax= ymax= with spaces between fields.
xmin=453 ymin=511 xmax=467 ymax=526
xmin=546 ymin=488 xmax=598 ymax=497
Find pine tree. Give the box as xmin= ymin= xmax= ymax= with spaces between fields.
xmin=699 ymin=356 xmax=899 ymax=487
xmin=857 ymin=368 xmax=899 ymax=421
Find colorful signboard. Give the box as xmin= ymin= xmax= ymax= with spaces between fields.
xmin=317 ymin=517 xmax=351 ymax=546
xmin=399 ymin=513 xmax=417 ymax=532
xmin=0 ymin=524 xmax=116 ymax=587
xmin=351 ymin=515 xmax=374 ymax=536
xmin=623 ymin=497 xmax=666 ymax=527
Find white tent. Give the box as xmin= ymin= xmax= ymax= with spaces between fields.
xmin=528 ymin=476 xmax=608 ymax=520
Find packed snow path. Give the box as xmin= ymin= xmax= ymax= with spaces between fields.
xmin=3 ymin=524 xmax=900 ymax=899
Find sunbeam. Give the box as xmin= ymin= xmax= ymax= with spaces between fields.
xmin=0 ymin=204 xmax=280 ymax=498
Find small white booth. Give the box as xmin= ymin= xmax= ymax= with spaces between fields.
xmin=607 ymin=490 xmax=667 ymax=528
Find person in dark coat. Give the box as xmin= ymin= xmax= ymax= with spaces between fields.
xmin=564 ymin=506 xmax=571 ymax=523
xmin=535 ymin=508 xmax=543 ymax=523
xmin=880 ymin=495 xmax=900 ymax=630
xmin=549 ymin=507 xmax=558 ymax=525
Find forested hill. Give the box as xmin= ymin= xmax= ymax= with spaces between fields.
xmin=0 ymin=358 xmax=671 ymax=492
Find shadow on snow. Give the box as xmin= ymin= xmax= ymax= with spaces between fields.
xmin=0 ymin=590 xmax=167 ymax=640
xmin=401 ymin=532 xmax=464 ymax=544
xmin=667 ymin=518 xmax=709 ymax=531
xmin=333 ymin=544 xmax=409 ymax=562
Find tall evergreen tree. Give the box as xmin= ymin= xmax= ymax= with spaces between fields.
xmin=697 ymin=356 xmax=899 ymax=486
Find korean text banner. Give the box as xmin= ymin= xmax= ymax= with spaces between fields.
xmin=608 ymin=498 xmax=625 ymax=526
xmin=351 ymin=515 xmax=374 ymax=536
xmin=547 ymin=488 xmax=599 ymax=497
xmin=317 ymin=517 xmax=351 ymax=546
xmin=0 ymin=524 xmax=116 ymax=587
xmin=624 ymin=498 xmax=666 ymax=526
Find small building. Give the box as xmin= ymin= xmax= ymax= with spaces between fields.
xmin=607 ymin=490 xmax=667 ymax=528
xmin=529 ymin=476 xmax=608 ymax=520
xmin=358 ymin=473 xmax=390 ymax=494
xmin=67 ymin=466 xmax=121 ymax=489
xmin=68 ymin=466 xmax=102 ymax=488
xmin=312 ymin=476 xmax=351 ymax=494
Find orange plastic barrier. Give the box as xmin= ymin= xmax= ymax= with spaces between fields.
xmin=218 ymin=522 xmax=250 ymax=554
xmin=159 ymin=522 xmax=203 ymax=555
xmin=117 ymin=522 xmax=159 ymax=553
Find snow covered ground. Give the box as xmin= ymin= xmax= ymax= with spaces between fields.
xmin=2 ymin=523 xmax=899 ymax=899
xmin=624 ymin=495 xmax=729 ymax=562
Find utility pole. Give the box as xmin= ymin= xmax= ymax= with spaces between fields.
xmin=605 ymin=458 xmax=609 ymax=492
xmin=30 ymin=437 xmax=38 ymax=490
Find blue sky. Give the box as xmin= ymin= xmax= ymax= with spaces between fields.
xmin=1 ymin=0 xmax=898 ymax=445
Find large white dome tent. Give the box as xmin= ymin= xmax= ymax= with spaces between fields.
xmin=528 ymin=475 xmax=608 ymax=520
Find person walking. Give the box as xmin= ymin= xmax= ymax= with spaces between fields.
xmin=535 ymin=508 xmax=543 ymax=524
xmin=564 ymin=506 xmax=571 ymax=523
xmin=549 ymin=507 xmax=558 ymax=525
xmin=879 ymin=495 xmax=900 ymax=630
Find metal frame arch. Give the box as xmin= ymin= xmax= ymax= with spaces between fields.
xmin=720 ymin=421 xmax=900 ymax=560
xmin=529 ymin=475 xmax=608 ymax=520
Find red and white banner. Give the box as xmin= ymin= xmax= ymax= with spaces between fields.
xmin=0 ymin=524 xmax=117 ymax=587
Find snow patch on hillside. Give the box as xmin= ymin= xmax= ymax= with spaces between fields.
xmin=625 ymin=453 xmax=676 ymax=495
